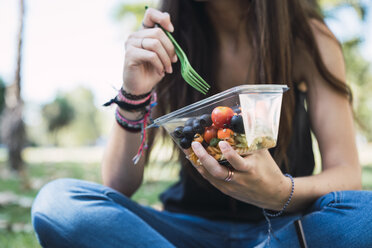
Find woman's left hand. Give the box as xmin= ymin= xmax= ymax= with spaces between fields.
xmin=191 ymin=141 xmax=292 ymax=210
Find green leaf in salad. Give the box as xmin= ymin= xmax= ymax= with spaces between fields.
xmin=209 ymin=138 xmax=220 ymax=147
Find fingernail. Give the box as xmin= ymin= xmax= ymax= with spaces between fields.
xmin=219 ymin=141 xmax=228 ymax=151
xmin=192 ymin=142 xmax=202 ymax=151
xmin=168 ymin=24 xmax=174 ymax=32
xmin=172 ymin=55 xmax=178 ymax=63
xmin=167 ymin=66 xmax=173 ymax=73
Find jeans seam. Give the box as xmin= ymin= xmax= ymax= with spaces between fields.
xmin=327 ymin=191 xmax=343 ymax=207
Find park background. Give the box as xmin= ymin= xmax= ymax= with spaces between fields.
xmin=1 ymin=0 xmax=372 ymax=247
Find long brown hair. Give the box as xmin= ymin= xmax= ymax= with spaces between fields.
xmin=146 ymin=0 xmax=351 ymax=171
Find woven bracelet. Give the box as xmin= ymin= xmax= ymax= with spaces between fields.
xmin=112 ymin=92 xmax=157 ymax=164
xmin=115 ymin=108 xmax=143 ymax=133
xmin=103 ymin=87 xmax=153 ymax=111
xmin=263 ymin=173 xmax=294 ymax=217
xmin=103 ymin=96 xmax=151 ymax=111
xmin=121 ymin=88 xmax=152 ymax=100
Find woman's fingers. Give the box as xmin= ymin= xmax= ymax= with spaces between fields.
xmin=218 ymin=141 xmax=251 ymax=172
xmin=132 ymin=28 xmax=176 ymax=63
xmin=126 ymin=34 xmax=173 ymax=74
xmin=191 ymin=142 xmax=229 ymax=180
xmin=141 ymin=38 xmax=173 ymax=73
xmin=126 ymin=45 xmax=165 ymax=76
xmin=143 ymin=8 xmax=174 ymax=32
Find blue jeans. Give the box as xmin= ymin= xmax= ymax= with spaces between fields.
xmin=31 ymin=178 xmax=372 ymax=248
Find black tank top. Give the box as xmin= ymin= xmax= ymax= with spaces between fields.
xmin=160 ymin=87 xmax=315 ymax=222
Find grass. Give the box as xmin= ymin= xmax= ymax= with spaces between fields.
xmin=0 ymin=155 xmax=179 ymax=248
xmin=0 ymin=232 xmax=40 ymax=248
xmin=0 ymin=149 xmax=371 ymax=248
xmin=362 ymin=165 xmax=372 ymax=190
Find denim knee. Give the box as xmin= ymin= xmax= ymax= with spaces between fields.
xmin=310 ymin=190 xmax=372 ymax=213
xmin=32 ymin=178 xmax=84 ymax=218
xmin=31 ymin=178 xmax=95 ymax=247
xmin=308 ymin=191 xmax=341 ymax=212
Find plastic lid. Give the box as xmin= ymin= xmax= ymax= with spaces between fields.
xmin=147 ymin=84 xmax=289 ymax=128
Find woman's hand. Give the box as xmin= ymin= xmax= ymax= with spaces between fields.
xmin=191 ymin=141 xmax=292 ymax=211
xmin=123 ymin=8 xmax=177 ymax=95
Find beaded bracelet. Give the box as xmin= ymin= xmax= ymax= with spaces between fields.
xmin=263 ymin=173 xmax=294 ymax=217
xmin=262 ymin=174 xmax=294 ymax=246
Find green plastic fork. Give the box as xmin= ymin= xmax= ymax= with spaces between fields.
xmin=161 ymin=28 xmax=211 ymax=95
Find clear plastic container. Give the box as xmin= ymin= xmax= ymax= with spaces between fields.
xmin=148 ymin=85 xmax=289 ymax=166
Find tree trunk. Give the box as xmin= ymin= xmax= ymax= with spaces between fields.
xmin=0 ymin=0 xmax=26 ymax=172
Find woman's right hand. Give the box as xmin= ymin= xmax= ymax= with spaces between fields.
xmin=122 ymin=8 xmax=177 ymax=95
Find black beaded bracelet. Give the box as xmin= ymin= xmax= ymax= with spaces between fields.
xmin=263 ymin=173 xmax=294 ymax=217
xmin=121 ymin=88 xmax=152 ymax=100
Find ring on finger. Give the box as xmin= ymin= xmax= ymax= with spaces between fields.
xmin=142 ymin=21 xmax=153 ymax=29
xmin=224 ymin=166 xmax=234 ymax=182
xmin=141 ymin=38 xmax=146 ymax=49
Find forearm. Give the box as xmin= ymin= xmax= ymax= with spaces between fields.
xmin=101 ymin=109 xmax=145 ymax=197
xmin=285 ymin=165 xmax=362 ymax=212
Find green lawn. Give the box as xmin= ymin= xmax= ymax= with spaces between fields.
xmin=362 ymin=165 xmax=372 ymax=190
xmin=0 ymin=155 xmax=371 ymax=248
xmin=0 ymin=159 xmax=178 ymax=248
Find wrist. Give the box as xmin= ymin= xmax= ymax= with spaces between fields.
xmin=265 ymin=173 xmax=294 ymax=213
xmin=122 ymin=84 xmax=153 ymax=96
xmin=274 ymin=175 xmax=293 ymax=211
xmin=117 ymin=108 xmax=144 ymax=120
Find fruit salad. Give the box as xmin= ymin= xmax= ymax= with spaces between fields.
xmin=171 ymin=105 xmax=277 ymax=166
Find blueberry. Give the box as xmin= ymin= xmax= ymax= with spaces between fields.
xmin=180 ymin=137 xmax=192 ymax=149
xmin=185 ymin=118 xmax=195 ymax=127
xmin=230 ymin=115 xmax=245 ymax=133
xmin=201 ymin=140 xmax=209 ymax=148
xmin=183 ymin=125 xmax=195 ymax=138
xmin=199 ymin=114 xmax=212 ymax=128
xmin=192 ymin=119 xmax=204 ymax=134
xmin=173 ymin=126 xmax=184 ymax=138
xmin=233 ymin=106 xmax=241 ymax=114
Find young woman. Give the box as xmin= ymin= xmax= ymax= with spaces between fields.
xmin=32 ymin=0 xmax=372 ymax=247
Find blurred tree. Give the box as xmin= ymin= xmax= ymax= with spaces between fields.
xmin=318 ymin=0 xmax=372 ymax=139
xmin=59 ymin=87 xmax=101 ymax=146
xmin=42 ymin=95 xmax=75 ymax=145
xmin=342 ymin=38 xmax=372 ymax=139
xmin=113 ymin=1 xmax=157 ymax=30
xmin=40 ymin=87 xmax=101 ymax=146
xmin=0 ymin=77 xmax=5 ymax=114
xmin=319 ymin=0 xmax=367 ymax=20
xmin=0 ymin=0 xmax=26 ymax=172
